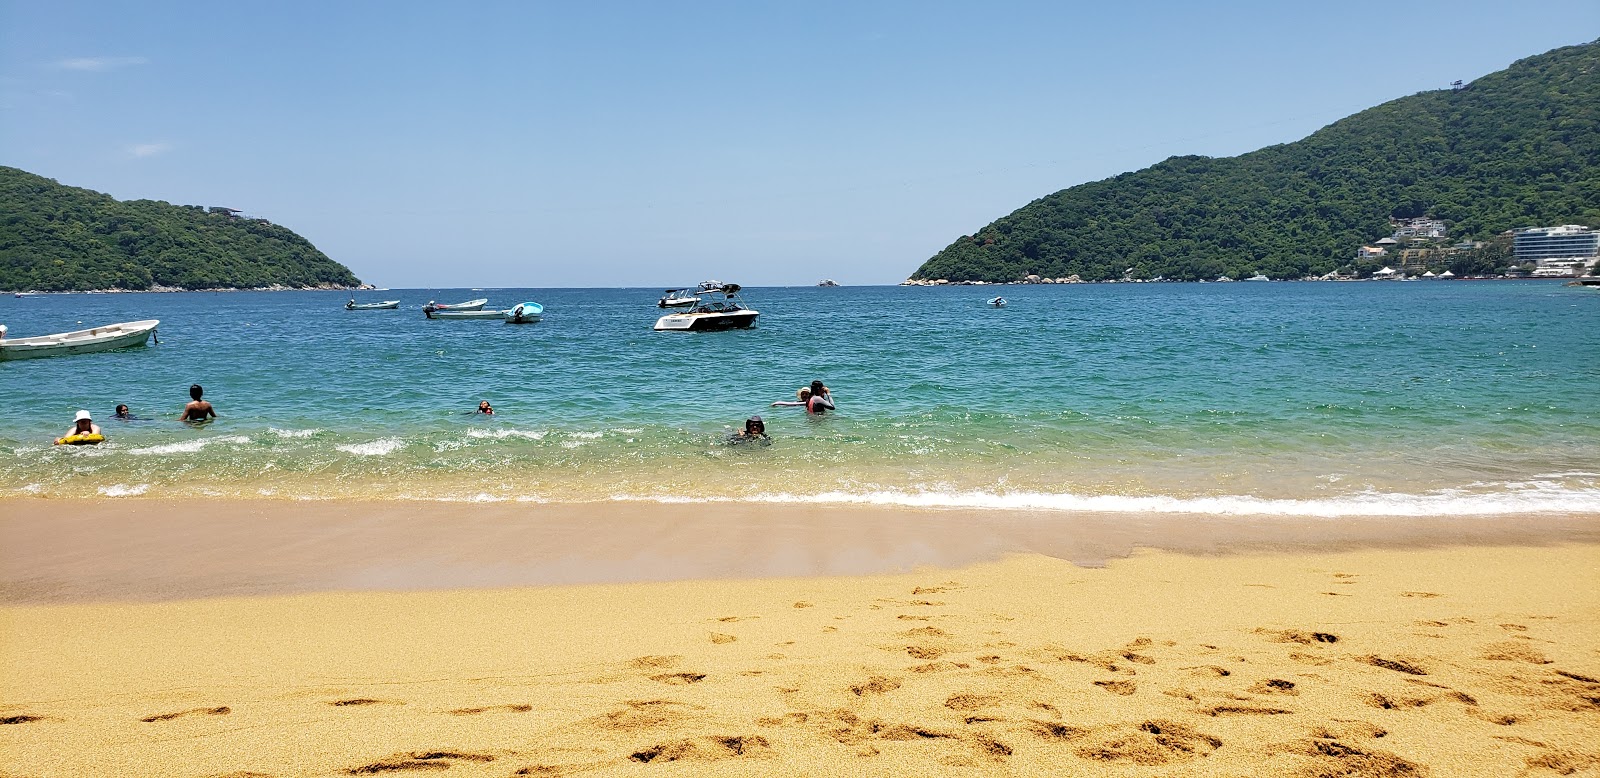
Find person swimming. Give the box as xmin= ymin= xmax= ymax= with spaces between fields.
xmin=477 ymin=400 xmax=494 ymax=415
xmin=179 ymin=384 xmax=217 ymax=422
xmin=114 ymin=404 xmax=132 ymax=420
xmin=63 ymin=410 xmax=102 ymax=439
xmin=729 ymin=415 xmax=770 ymax=445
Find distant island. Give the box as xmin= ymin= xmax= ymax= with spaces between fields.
xmin=0 ymin=166 xmax=362 ymax=292
xmin=909 ymin=40 xmax=1600 ymax=283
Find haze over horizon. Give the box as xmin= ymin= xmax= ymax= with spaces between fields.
xmin=3 ymin=1 xmax=1595 ymax=288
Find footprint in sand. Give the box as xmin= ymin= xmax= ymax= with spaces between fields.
xmin=1400 ymin=591 xmax=1442 ymax=598
xmin=629 ymin=735 xmax=771 ymax=763
xmin=650 ymin=672 xmax=707 ymax=685
xmin=1248 ymin=679 xmax=1300 ymax=695
xmin=1482 ymin=641 xmax=1551 ymax=664
xmin=1364 ymin=656 xmax=1428 ymax=676
xmin=1075 ymin=720 xmax=1221 ymax=766
xmin=710 ymin=632 xmax=738 ymax=644
xmin=1094 ymin=680 xmax=1137 ymax=696
xmin=330 ymin=698 xmax=403 ymax=707
xmin=793 ymin=601 xmax=814 ymax=608
xmin=944 ymin=693 xmax=1000 ymax=711
xmin=347 ymin=751 xmax=495 ymax=774
xmin=449 ymin=704 xmax=532 ymax=715
xmin=1259 ymin=628 xmax=1340 ymax=645
xmin=1 ymin=714 xmax=46 ymax=725
xmin=631 ymin=655 xmax=684 ymax=669
xmin=850 ymin=676 xmax=902 ymax=696
xmin=140 ymin=706 xmax=231 ymax=723
xmin=590 ymin=700 xmax=700 ymax=732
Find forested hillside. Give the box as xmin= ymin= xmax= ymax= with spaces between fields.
xmin=912 ymin=40 xmax=1600 ymax=282
xmin=0 ymin=167 xmax=360 ymax=291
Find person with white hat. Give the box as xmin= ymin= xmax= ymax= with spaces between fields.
xmin=63 ymin=410 xmax=102 ymax=439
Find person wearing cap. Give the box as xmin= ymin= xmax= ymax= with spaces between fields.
xmin=63 ymin=410 xmax=102 ymax=439
xmin=731 ymin=415 xmax=770 ymax=444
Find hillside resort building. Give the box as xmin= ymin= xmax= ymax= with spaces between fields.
xmin=1515 ymin=225 xmax=1598 ymax=277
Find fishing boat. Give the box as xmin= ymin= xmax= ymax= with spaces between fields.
xmin=987 ymin=296 xmax=1007 ymax=308
xmin=424 ymin=298 xmax=488 ymax=312
xmin=425 ymin=307 xmax=507 ymax=320
xmin=504 ymin=302 xmax=543 ymax=323
xmin=0 ymin=319 xmax=159 ymax=361
xmin=654 ymin=284 xmax=759 ymax=332
xmin=345 ymin=299 xmax=400 ymax=310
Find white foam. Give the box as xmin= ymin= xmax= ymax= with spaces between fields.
xmin=129 ymin=435 xmax=251 ymax=455
xmin=336 ymin=438 xmax=405 ymax=457
xmin=614 ymin=485 xmax=1600 ymax=517
xmin=98 ymin=483 xmax=149 ymax=497
xmin=565 ymin=431 xmax=603 ymax=440
xmin=267 ymin=427 xmax=321 ymax=439
xmin=465 ymin=428 xmax=547 ymax=440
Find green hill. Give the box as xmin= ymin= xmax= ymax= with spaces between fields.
xmin=911 ymin=40 xmax=1600 ymax=282
xmin=0 ymin=166 xmax=360 ymax=291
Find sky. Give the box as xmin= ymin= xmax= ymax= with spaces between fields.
xmin=2 ymin=2 xmax=1596 ymax=287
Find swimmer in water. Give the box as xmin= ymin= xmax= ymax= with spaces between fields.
xmin=179 ymin=384 xmax=217 ymax=422
xmin=477 ymin=400 xmax=494 ymax=415
xmin=113 ymin=404 xmax=132 ymax=420
xmin=730 ymin=416 xmax=770 ymax=444
xmin=64 ymin=410 xmax=102 ymax=439
xmin=806 ymin=380 xmax=835 ymax=414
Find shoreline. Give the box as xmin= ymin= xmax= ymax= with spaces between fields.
xmin=3 ymin=497 xmax=1597 ymax=605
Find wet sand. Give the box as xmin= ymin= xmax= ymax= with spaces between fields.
xmin=2 ymin=500 xmax=1598 ymax=776
xmin=2 ymin=497 xmax=1598 ymax=604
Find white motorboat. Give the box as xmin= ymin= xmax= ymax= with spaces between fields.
xmin=654 ymin=284 xmax=759 ymax=331
xmin=424 ymin=298 xmax=488 ymax=312
xmin=504 ymin=302 xmax=543 ymax=323
xmin=1245 ymin=274 xmax=1270 ymax=282
xmin=987 ymin=296 xmax=1007 ymax=308
xmin=657 ymin=289 xmax=700 ymax=308
xmin=346 ymin=299 xmax=400 ymax=310
xmin=425 ymin=307 xmax=507 ymax=320
xmin=0 ymin=319 xmax=159 ymax=360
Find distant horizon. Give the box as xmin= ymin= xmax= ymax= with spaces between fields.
xmin=3 ymin=2 xmax=1596 ymax=287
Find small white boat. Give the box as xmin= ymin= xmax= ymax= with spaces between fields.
xmin=657 ymin=289 xmax=700 ymax=308
xmin=0 ymin=319 xmax=159 ymax=360
xmin=987 ymin=296 xmax=1007 ymax=308
xmin=345 ymin=299 xmax=400 ymax=310
xmin=425 ymin=307 xmax=506 ymax=320
xmin=1245 ymin=274 xmax=1270 ymax=282
xmin=504 ymin=302 xmax=543 ymax=323
xmin=655 ymin=284 xmax=759 ymax=331
xmin=425 ymin=298 xmax=488 ymax=312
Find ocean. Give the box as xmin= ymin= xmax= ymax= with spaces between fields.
xmin=2 ymin=281 xmax=1597 ymax=515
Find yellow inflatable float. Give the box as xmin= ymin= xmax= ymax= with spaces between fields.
xmin=55 ymin=433 xmax=105 ymax=446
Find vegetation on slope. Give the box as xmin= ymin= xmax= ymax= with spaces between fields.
xmin=0 ymin=166 xmax=360 ymax=291
xmin=913 ymin=40 xmax=1600 ymax=282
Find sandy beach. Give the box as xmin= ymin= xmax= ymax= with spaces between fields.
xmin=2 ymin=501 xmax=1599 ymax=777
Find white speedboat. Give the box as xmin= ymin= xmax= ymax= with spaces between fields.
xmin=654 ymin=284 xmax=759 ymax=331
xmin=1245 ymin=274 xmax=1270 ymax=282
xmin=504 ymin=302 xmax=543 ymax=323
xmin=0 ymin=319 xmax=159 ymax=360
xmin=987 ymin=296 xmax=1007 ymax=308
xmin=345 ymin=299 xmax=400 ymax=310
xmin=425 ymin=307 xmax=506 ymax=320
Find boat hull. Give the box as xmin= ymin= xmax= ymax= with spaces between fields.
xmin=346 ymin=301 xmax=400 ymax=310
xmin=654 ymin=311 xmax=759 ymax=331
xmin=432 ymin=298 xmax=488 ymax=311
xmin=426 ymin=309 xmax=507 ymax=320
xmin=0 ymin=319 xmax=159 ymax=360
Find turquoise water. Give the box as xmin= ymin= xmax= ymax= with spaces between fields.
xmin=2 ymin=282 xmax=1597 ymax=514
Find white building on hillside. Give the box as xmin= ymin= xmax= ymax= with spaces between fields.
xmin=1514 ymin=225 xmax=1598 ymax=277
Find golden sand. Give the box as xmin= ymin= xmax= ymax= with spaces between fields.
xmin=3 ymin=543 xmax=1598 ymax=777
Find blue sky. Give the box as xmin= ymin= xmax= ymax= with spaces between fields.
xmin=2 ymin=2 xmax=1595 ymax=287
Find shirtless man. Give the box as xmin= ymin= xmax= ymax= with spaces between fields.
xmin=180 ymin=384 xmax=217 ymax=422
